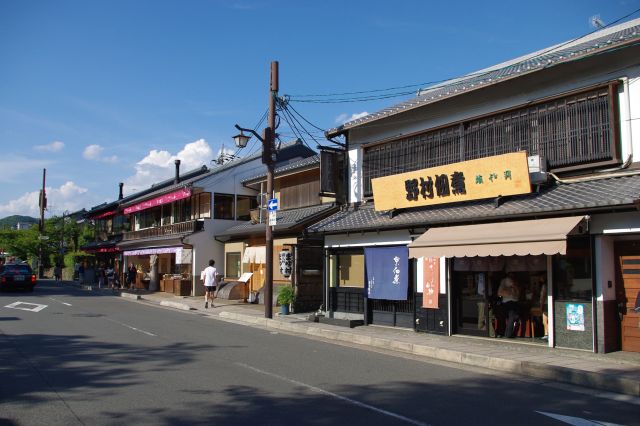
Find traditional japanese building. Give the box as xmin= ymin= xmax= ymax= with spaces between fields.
xmin=310 ymin=18 xmax=640 ymax=353
xmin=217 ymin=155 xmax=339 ymax=311
xmin=116 ymin=140 xmax=316 ymax=296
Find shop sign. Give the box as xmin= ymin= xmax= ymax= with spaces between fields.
xmin=175 ymin=248 xmax=192 ymax=264
xmin=124 ymin=188 xmax=192 ymax=215
xmin=566 ymin=303 xmax=585 ymax=331
xmin=422 ymin=258 xmax=439 ymax=309
xmin=371 ymin=151 xmax=531 ymax=211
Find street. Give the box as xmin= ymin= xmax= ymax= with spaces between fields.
xmin=1 ymin=282 xmax=638 ymax=426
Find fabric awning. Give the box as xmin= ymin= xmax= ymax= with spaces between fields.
xmin=124 ymin=188 xmax=191 ymax=215
xmin=408 ymin=216 xmax=586 ymax=258
xmin=243 ymin=246 xmax=266 ymax=264
xmin=124 ymin=247 xmax=182 ymax=256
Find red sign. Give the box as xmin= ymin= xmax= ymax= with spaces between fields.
xmin=423 ymin=258 xmax=440 ymax=309
xmin=124 ymin=188 xmax=191 ymax=215
xmin=91 ymin=210 xmax=117 ymax=220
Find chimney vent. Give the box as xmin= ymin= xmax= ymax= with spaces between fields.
xmin=174 ymin=159 xmax=181 ymax=184
xmin=118 ymin=182 xmax=124 ymax=200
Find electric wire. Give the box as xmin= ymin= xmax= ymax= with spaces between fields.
xmin=286 ymin=8 xmax=640 ymax=104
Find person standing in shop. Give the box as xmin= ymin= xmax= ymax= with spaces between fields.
xmin=498 ymin=272 xmax=521 ymax=338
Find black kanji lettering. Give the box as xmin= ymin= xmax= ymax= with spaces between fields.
xmin=420 ymin=177 xmax=434 ymax=199
xmin=450 ymin=171 xmax=467 ymax=195
xmin=435 ymin=174 xmax=450 ymax=197
xmin=405 ymin=179 xmax=419 ymax=201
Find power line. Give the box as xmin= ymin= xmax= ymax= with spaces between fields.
xmin=285 ymin=8 xmax=640 ymax=104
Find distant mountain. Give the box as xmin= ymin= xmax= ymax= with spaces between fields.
xmin=0 ymin=215 xmax=39 ymax=230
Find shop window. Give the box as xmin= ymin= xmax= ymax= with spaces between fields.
xmin=214 ymin=193 xmax=235 ymax=220
xmin=226 ymin=252 xmax=241 ymax=279
xmin=135 ymin=207 xmax=161 ymax=229
xmin=173 ymin=199 xmax=192 ymax=223
xmin=329 ymin=252 xmax=365 ymax=288
xmin=112 ymin=215 xmax=130 ymax=234
xmin=197 ymin=193 xmax=211 ymax=219
xmin=553 ymin=236 xmax=592 ymax=301
xmin=236 ymin=195 xmax=257 ymax=221
xmin=161 ymin=204 xmax=172 ymax=225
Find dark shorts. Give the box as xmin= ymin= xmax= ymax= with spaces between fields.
xmin=205 ymin=286 xmax=216 ymax=293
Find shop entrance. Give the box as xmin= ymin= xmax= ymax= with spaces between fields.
xmin=618 ymin=256 xmax=640 ymax=352
xmin=453 ymin=271 xmax=494 ymax=337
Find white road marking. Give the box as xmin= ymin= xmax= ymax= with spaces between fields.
xmin=105 ymin=318 xmax=157 ymax=337
xmin=4 ymin=301 xmax=48 ymax=312
xmin=235 ymin=362 xmax=428 ymax=426
xmin=536 ymin=411 xmax=625 ymax=426
xmin=49 ymin=297 xmax=72 ymax=306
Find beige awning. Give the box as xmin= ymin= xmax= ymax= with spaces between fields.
xmin=242 ymin=246 xmax=266 ymax=264
xmin=408 ymin=216 xmax=586 ymax=258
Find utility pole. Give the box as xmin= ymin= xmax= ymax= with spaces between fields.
xmin=264 ymin=61 xmax=278 ymax=319
xmin=232 ymin=61 xmax=279 ymax=318
xmin=38 ymin=168 xmax=46 ymax=278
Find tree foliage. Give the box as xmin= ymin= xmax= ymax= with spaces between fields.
xmin=0 ymin=215 xmax=94 ymax=268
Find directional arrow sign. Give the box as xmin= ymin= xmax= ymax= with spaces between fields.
xmin=267 ymin=198 xmax=278 ymax=211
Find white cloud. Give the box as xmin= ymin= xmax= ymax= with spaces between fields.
xmin=83 ymin=144 xmax=119 ymax=163
xmin=34 ymin=141 xmax=65 ymax=152
xmin=0 ymin=181 xmax=89 ymax=217
xmin=335 ymin=111 xmax=369 ymax=125
xmin=124 ymin=139 xmax=213 ymax=195
xmin=83 ymin=144 xmax=103 ymax=160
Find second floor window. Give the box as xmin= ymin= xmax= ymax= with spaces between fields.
xmin=362 ymin=84 xmax=619 ymax=197
xmin=214 ymin=193 xmax=235 ymax=220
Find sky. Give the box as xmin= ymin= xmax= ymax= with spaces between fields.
xmin=1 ymin=0 xmax=639 ymax=218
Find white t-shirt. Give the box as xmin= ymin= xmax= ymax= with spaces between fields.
xmin=202 ymin=266 xmax=217 ymax=287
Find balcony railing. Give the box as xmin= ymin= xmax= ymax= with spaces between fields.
xmin=123 ymin=220 xmax=203 ymax=241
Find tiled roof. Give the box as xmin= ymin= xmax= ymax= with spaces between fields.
xmin=218 ymin=203 xmax=338 ymax=238
xmin=242 ymin=155 xmax=320 ymax=184
xmin=308 ymin=173 xmax=640 ymax=234
xmin=327 ymin=18 xmax=640 ymax=136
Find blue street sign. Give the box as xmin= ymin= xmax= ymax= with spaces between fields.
xmin=267 ymin=198 xmax=278 ymax=211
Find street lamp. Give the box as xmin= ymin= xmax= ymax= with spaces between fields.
xmin=233 ymin=61 xmax=279 ymax=319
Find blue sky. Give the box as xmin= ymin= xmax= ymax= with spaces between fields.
xmin=1 ymin=0 xmax=638 ymax=218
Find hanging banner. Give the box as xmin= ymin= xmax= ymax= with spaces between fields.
xmin=423 ymin=257 xmax=440 ymax=309
xmin=364 ymin=246 xmax=408 ymax=300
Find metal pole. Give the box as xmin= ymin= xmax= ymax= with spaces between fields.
xmin=264 ymin=60 xmax=278 ymax=319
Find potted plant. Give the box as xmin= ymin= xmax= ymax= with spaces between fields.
xmin=277 ymin=285 xmax=295 ymax=315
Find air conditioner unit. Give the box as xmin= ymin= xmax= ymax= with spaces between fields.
xmin=527 ymin=155 xmax=548 ymax=184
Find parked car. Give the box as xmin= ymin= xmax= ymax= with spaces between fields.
xmin=0 ymin=263 xmax=37 ymax=291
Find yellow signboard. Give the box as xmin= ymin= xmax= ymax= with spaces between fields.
xmin=371 ymin=151 xmax=531 ymax=211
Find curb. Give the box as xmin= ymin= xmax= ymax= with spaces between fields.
xmin=121 ymin=292 xmax=141 ymax=300
xmin=159 ymin=300 xmax=193 ymax=311
xmin=218 ymin=311 xmax=640 ymax=397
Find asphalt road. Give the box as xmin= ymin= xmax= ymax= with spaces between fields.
xmin=1 ymin=282 xmax=639 ymax=426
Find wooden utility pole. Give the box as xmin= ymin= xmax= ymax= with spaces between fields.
xmin=38 ymin=168 xmax=46 ymax=278
xmin=264 ymin=61 xmax=278 ymax=318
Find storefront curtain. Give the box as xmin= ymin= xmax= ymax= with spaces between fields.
xmin=364 ymin=246 xmax=409 ymax=300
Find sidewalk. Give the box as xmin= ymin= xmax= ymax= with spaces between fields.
xmin=74 ymin=282 xmax=640 ymax=397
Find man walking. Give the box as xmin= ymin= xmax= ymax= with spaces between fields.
xmin=201 ymin=259 xmax=217 ymax=309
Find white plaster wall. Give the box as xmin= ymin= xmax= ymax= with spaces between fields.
xmin=624 ymin=66 xmax=640 ymax=162
xmin=594 ymin=236 xmax=616 ymax=302
xmin=325 ymin=229 xmax=411 ymax=248
xmin=590 ymin=211 xmax=640 ymax=234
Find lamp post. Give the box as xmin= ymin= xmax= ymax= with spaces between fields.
xmin=233 ymin=61 xmax=278 ymax=319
